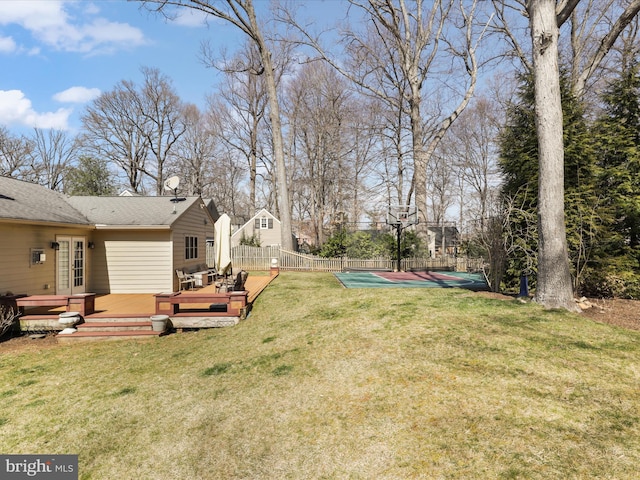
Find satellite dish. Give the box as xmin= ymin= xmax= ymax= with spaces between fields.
xmin=164 ymin=176 xmax=180 ymax=192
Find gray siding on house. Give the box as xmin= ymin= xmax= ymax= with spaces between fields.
xmin=231 ymin=209 xmax=281 ymax=248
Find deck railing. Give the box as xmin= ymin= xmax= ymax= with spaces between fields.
xmin=228 ymin=245 xmax=484 ymax=273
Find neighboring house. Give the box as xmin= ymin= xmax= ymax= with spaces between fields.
xmin=231 ymin=209 xmax=283 ymax=248
xmin=426 ymin=225 xmax=459 ymax=257
xmin=226 ymin=213 xmax=248 ymax=237
xmin=202 ymin=198 xmax=220 ymax=225
xmin=0 ymin=177 xmax=216 ymax=295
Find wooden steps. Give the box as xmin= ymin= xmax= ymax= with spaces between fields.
xmin=56 ymin=320 xmax=167 ymax=343
xmin=17 ymin=275 xmax=278 ymax=341
xmin=77 ymin=321 xmax=153 ymax=332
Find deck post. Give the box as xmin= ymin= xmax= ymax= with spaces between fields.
xmin=68 ymin=293 xmax=96 ymax=316
xmin=155 ymin=292 xmax=181 ymax=315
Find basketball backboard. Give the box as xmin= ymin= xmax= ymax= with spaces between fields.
xmin=387 ymin=205 xmax=418 ymax=229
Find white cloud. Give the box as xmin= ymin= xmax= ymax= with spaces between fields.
xmin=0 ymin=1 xmax=147 ymax=55
xmin=170 ymin=8 xmax=210 ymax=27
xmin=0 ymin=35 xmax=16 ymax=53
xmin=0 ymin=90 xmax=71 ymax=129
xmin=53 ymin=86 xmax=101 ymax=104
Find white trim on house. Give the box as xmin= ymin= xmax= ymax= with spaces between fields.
xmin=231 ymin=208 xmax=281 ymax=248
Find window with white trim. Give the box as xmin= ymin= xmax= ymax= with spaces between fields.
xmin=254 ymin=217 xmax=273 ymax=229
xmin=185 ymin=236 xmax=198 ymax=259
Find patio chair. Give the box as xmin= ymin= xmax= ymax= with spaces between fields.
xmin=214 ymin=269 xmax=247 ymax=293
xmin=206 ymin=265 xmax=218 ymax=284
xmin=176 ymin=269 xmax=196 ymax=290
xmin=232 ymin=270 xmax=249 ymax=291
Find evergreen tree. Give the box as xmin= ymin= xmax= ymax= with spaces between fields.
xmin=594 ymin=60 xmax=640 ymax=260
xmin=498 ymin=72 xmax=599 ymax=292
xmin=65 ymin=156 xmax=115 ymax=196
xmin=584 ymin=59 xmax=640 ymax=297
xmin=499 ymin=75 xmax=540 ymax=286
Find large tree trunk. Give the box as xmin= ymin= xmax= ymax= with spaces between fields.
xmin=246 ymin=3 xmax=294 ymax=250
xmin=528 ymin=0 xmax=578 ymax=311
xmin=263 ymin=55 xmax=294 ymax=250
xmin=410 ymin=84 xmax=430 ymax=239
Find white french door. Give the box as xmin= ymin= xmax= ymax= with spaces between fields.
xmin=56 ymin=237 xmax=86 ymax=295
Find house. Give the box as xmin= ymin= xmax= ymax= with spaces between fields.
xmin=0 ymin=177 xmax=216 ymax=296
xmin=426 ymin=225 xmax=459 ymax=257
xmin=231 ymin=209 xmax=282 ymax=248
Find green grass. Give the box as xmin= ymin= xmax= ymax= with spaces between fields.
xmin=2 ymin=272 xmax=640 ymax=479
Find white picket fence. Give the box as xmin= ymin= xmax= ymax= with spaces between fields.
xmin=228 ymin=245 xmax=484 ymax=273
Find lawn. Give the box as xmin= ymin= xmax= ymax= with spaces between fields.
xmin=1 ymin=272 xmax=639 ymax=479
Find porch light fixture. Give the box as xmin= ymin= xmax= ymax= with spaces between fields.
xmin=50 ymin=241 xmax=60 ymax=250
xmin=88 ymin=242 xmax=95 ymax=249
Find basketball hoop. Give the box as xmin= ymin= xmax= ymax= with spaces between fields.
xmin=387 ymin=205 xmax=418 ymax=230
xmin=386 ymin=205 xmax=418 ymax=272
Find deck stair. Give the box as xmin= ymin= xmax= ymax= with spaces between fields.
xmin=15 ymin=273 xmax=277 ymax=342
xmin=56 ymin=318 xmax=167 ymax=343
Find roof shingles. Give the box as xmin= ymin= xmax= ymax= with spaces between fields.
xmin=0 ymin=177 xmax=201 ymax=227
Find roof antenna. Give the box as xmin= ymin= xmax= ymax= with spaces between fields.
xmin=164 ymin=176 xmax=185 ymax=214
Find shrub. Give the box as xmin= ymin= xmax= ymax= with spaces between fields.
xmin=345 ymin=231 xmax=385 ymax=258
xmin=579 ymin=258 xmax=640 ymax=298
xmin=239 ymin=233 xmax=261 ymax=247
xmin=320 ymin=229 xmax=426 ymax=259
xmin=319 ymin=230 xmax=347 ymax=258
xmin=0 ymin=305 xmax=17 ymax=338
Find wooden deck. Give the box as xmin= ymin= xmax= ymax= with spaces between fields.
xmin=17 ymin=273 xmax=277 ymax=332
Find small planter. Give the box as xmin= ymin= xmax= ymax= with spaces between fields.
xmin=150 ymin=315 xmax=169 ymax=332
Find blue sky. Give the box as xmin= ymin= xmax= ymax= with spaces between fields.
xmin=0 ymin=0 xmax=342 ymax=135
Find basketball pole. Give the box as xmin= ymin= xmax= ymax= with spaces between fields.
xmin=395 ymin=223 xmax=402 ymax=272
xmin=388 ymin=205 xmax=417 ymax=272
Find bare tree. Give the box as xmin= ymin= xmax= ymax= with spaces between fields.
xmin=532 ymin=0 xmax=640 ymax=309
xmin=0 ymin=127 xmax=33 ymax=179
xmin=493 ymin=0 xmax=640 ymax=98
xmin=136 ymin=67 xmax=186 ymax=195
xmin=285 ymin=61 xmax=354 ymax=245
xmin=480 ymin=189 xmax=538 ymax=292
xmin=80 ymin=80 xmax=149 ymax=193
xmin=209 ymin=140 xmax=250 ymax=217
xmin=346 ymin=99 xmax=385 ymax=225
xmin=79 ymin=67 xmax=186 ymax=195
xmin=140 ymin=0 xmax=294 ymax=249
xmin=29 ymin=128 xmax=77 ymax=191
xmin=528 ymin=0 xmax=576 ymax=309
xmin=447 ymin=96 xmax=502 ymax=231
xmin=285 ymin=0 xmax=491 ymax=244
xmin=427 ymin=149 xmax=455 ymax=227
xmin=169 ymin=103 xmax=217 ymax=196
xmin=206 ymin=40 xmax=270 ymax=212
xmin=567 ymin=0 xmax=640 ymax=98
xmin=369 ymin=95 xmax=413 ymax=207
xmin=203 ymin=97 xmax=253 ymax=215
